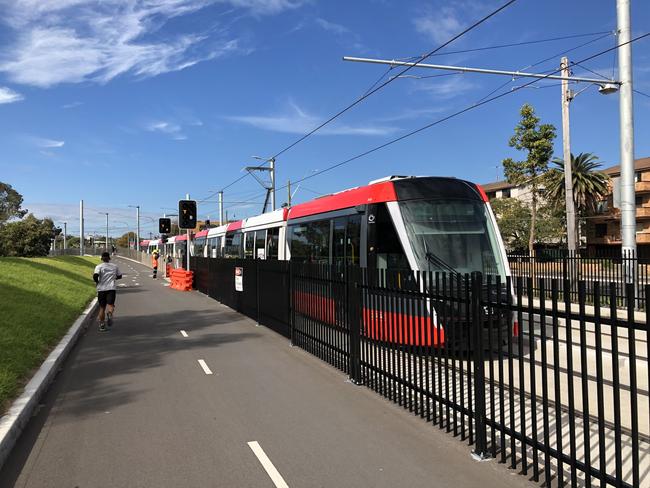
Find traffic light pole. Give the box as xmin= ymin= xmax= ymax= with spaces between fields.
xmin=186 ymin=193 xmax=191 ymax=271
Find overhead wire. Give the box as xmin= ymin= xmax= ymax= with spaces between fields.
xmin=472 ymin=30 xmax=614 ymax=107
xmin=193 ymin=0 xmax=518 ymax=203
xmin=269 ymin=0 xmax=519 ymax=161
xmin=418 ymin=30 xmax=614 ymax=59
xmin=274 ymin=32 xmax=650 ymax=194
xmin=634 ymin=89 xmax=650 ymax=99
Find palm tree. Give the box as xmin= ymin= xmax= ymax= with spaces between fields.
xmin=545 ymin=152 xmax=610 ymax=215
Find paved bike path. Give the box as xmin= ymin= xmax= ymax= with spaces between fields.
xmin=1 ymin=257 xmax=533 ymax=488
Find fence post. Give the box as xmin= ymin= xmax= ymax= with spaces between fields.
xmin=289 ymin=260 xmax=295 ymax=346
xmin=471 ymin=272 xmax=489 ymax=459
xmin=256 ymin=260 xmax=261 ymax=327
xmin=347 ymin=266 xmax=362 ymax=385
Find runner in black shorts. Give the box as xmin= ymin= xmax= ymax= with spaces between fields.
xmin=93 ymin=252 xmax=122 ymax=331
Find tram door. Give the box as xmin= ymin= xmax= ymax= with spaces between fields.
xmin=332 ymin=215 xmax=362 ymax=276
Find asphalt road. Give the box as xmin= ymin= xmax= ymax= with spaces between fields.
xmin=1 ymin=257 xmax=534 ymax=488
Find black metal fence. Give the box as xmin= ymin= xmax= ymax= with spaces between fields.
xmin=190 ymin=257 xmax=649 ymax=488
xmin=507 ymin=250 xmax=650 ymax=310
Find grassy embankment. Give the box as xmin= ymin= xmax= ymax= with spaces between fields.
xmin=0 ymin=256 xmax=99 ymax=414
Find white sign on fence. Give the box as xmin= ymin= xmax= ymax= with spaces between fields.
xmin=235 ymin=266 xmax=243 ymax=292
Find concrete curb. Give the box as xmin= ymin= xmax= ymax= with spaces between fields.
xmin=0 ymin=297 xmax=99 ymax=471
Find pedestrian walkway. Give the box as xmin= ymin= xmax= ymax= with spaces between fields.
xmin=0 ymin=258 xmax=534 ymax=488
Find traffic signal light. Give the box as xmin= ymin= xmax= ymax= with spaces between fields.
xmin=159 ymin=218 xmax=171 ymax=234
xmin=178 ymin=200 xmax=197 ymax=229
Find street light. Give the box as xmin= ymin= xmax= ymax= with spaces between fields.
xmin=561 ymin=56 xmax=618 ymax=252
xmin=98 ymin=212 xmax=109 ymax=250
xmin=128 ymin=205 xmax=140 ymax=252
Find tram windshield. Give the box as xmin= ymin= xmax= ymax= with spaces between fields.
xmin=399 ymin=199 xmax=505 ymax=277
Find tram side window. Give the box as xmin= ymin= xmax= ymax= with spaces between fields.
xmin=289 ymin=220 xmax=330 ymax=264
xmin=255 ymin=230 xmax=266 ymax=259
xmin=194 ymin=237 xmax=206 ymax=256
xmin=244 ymin=232 xmax=255 ymax=259
xmin=347 ymin=215 xmax=361 ymax=266
xmin=267 ymin=227 xmax=279 ymax=260
xmin=224 ymin=231 xmax=243 ymax=258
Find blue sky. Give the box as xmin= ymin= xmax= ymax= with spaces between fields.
xmin=0 ymin=0 xmax=649 ymax=237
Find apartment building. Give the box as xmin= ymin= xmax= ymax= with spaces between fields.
xmin=482 ymin=157 xmax=650 ymax=255
xmin=586 ymin=157 xmax=650 ymax=255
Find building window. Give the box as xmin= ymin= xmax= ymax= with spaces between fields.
xmin=502 ymin=188 xmax=511 ymax=198
xmin=636 ymin=196 xmax=643 ymax=206
xmin=596 ymin=200 xmax=609 ymax=214
xmin=595 ymin=224 xmax=607 ymax=238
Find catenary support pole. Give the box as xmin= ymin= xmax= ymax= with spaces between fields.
xmin=136 ymin=206 xmax=140 ymax=252
xmin=79 ymin=200 xmax=84 ymax=256
xmin=219 ymin=191 xmax=224 ymax=226
xmin=270 ymin=158 xmax=276 ymax=211
xmin=561 ymin=57 xmax=578 ymax=253
xmin=63 ymin=222 xmax=67 ymax=251
xmin=287 ymin=180 xmax=291 ymax=207
xmin=617 ymin=0 xmax=637 ymax=280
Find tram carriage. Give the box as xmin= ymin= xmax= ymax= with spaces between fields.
xmin=171 ymin=176 xmax=512 ymax=347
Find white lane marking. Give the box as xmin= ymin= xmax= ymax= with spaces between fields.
xmin=197 ymin=359 xmax=213 ymax=375
xmin=180 ymin=330 xmax=188 ymax=337
xmin=247 ymin=441 xmax=289 ymax=488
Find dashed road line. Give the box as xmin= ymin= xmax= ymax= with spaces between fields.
xmin=180 ymin=330 xmax=188 ymax=337
xmin=197 ymin=359 xmax=213 ymax=375
xmin=247 ymin=441 xmax=289 ymax=488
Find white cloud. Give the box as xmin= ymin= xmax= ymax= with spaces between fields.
xmin=62 ymin=101 xmax=83 ymax=109
xmin=413 ymin=1 xmax=488 ymax=45
xmin=227 ymin=100 xmax=399 ymax=136
xmin=0 ymin=86 xmax=24 ymax=104
xmin=414 ymin=7 xmax=463 ymax=45
xmin=0 ymin=0 xmax=305 ymax=88
xmin=410 ymin=76 xmax=477 ymax=99
xmin=145 ymin=119 xmax=188 ymax=140
xmin=36 ymin=138 xmax=65 ymax=148
xmin=313 ymin=16 xmax=368 ymax=54
xmin=315 ymin=18 xmax=349 ymax=35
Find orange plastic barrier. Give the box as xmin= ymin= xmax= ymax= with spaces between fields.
xmin=170 ymin=269 xmax=194 ymax=291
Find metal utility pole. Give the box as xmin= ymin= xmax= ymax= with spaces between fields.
xmin=136 ymin=206 xmax=140 ymax=251
xmin=105 ymin=213 xmax=109 ymax=250
xmin=247 ymin=156 xmax=277 ymax=213
xmin=287 ymin=180 xmax=291 ymax=207
xmin=79 ymin=200 xmax=84 ymax=256
xmin=218 ymin=191 xmax=224 ymax=225
xmin=561 ymin=57 xmax=578 ymax=253
xmin=617 ymin=0 xmax=637 ymax=272
xmin=63 ymin=222 xmax=67 ymax=251
xmin=269 ymin=157 xmax=276 ymax=211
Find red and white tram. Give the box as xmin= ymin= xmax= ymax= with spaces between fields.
xmin=195 ymin=176 xmax=509 ymax=279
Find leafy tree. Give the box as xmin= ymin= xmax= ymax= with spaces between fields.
xmin=115 ymin=231 xmax=136 ymax=248
xmin=0 ymin=182 xmax=27 ymax=223
xmin=502 ymin=104 xmax=556 ymax=253
xmin=0 ymin=214 xmax=56 ymax=257
xmin=491 ymin=198 xmax=564 ymax=252
xmin=544 ymin=152 xmax=610 ymax=215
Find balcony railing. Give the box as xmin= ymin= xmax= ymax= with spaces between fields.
xmin=636 ymin=181 xmax=650 ymax=194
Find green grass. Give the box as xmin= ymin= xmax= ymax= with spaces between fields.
xmin=0 ymin=255 xmax=100 ymax=414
